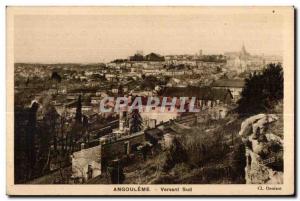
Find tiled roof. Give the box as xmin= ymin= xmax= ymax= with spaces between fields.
xmin=212 ymin=79 xmax=245 ymax=88
xmin=159 ymin=86 xmax=232 ymax=102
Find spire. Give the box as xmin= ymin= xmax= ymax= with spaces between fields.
xmin=241 ymin=42 xmax=249 ymax=56
xmin=241 ymin=42 xmax=246 ymax=53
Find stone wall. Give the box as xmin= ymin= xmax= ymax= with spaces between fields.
xmin=101 ymin=132 xmax=145 ymax=161
xmin=71 ymin=132 xmax=146 ymax=182
xmin=71 ymin=145 xmax=101 ymax=182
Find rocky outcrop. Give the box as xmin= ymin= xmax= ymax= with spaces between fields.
xmin=239 ymin=114 xmax=283 ymax=184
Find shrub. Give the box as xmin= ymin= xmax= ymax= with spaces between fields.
xmin=163 ymin=137 xmax=188 ymax=171
xmin=237 ymin=63 xmax=283 ymax=116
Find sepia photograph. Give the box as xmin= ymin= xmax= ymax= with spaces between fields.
xmin=6 ymin=6 xmax=294 ymax=195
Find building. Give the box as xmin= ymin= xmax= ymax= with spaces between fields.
xmin=160 ymin=86 xmax=233 ymax=106
xmin=144 ymin=52 xmax=165 ymax=62
xmin=71 ymin=110 xmax=146 ymax=182
xmin=211 ymin=79 xmax=245 ymax=101
xmin=225 ymin=44 xmax=264 ymax=73
xmin=141 ymin=105 xmax=179 ymax=126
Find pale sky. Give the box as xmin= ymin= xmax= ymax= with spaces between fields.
xmin=14 ymin=11 xmax=284 ymax=63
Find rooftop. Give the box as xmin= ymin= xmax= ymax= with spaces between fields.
xmin=211 ymin=79 xmax=245 ymax=88
xmin=159 ymin=86 xmax=233 ymax=102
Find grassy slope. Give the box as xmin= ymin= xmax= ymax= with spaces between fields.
xmin=148 ymin=115 xmax=246 ymax=184
xmin=89 ymin=102 xmax=283 ymax=184
xmin=89 ymin=114 xmax=246 ymax=184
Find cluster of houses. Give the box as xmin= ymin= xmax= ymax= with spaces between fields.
xmin=70 ymin=80 xmax=246 ymax=183
xmin=15 ymin=50 xmax=255 ymax=183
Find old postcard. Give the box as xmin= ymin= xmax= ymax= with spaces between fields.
xmin=6 ymin=6 xmax=294 ymax=196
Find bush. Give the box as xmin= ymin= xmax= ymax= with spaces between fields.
xmin=163 ymin=137 xmax=188 ymax=171
xmin=237 ymin=63 xmax=283 ymax=116
xmin=162 ymin=122 xmax=229 ymax=170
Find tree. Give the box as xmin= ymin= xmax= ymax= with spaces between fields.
xmin=25 ymin=102 xmax=39 ymax=179
xmin=60 ymin=115 xmax=66 ymax=153
xmin=237 ymin=63 xmax=283 ymax=116
xmin=51 ymin=72 xmax=62 ymax=83
xmin=65 ymin=95 xmax=84 ymax=153
xmin=109 ymin=161 xmax=125 ymax=184
xmin=68 ymin=122 xmax=84 ymax=152
xmin=129 ymin=53 xmax=144 ymax=61
xmin=25 ymin=77 xmax=30 ymax=86
xmin=118 ymin=85 xmax=124 ymax=97
xmin=37 ymin=105 xmax=60 ymax=175
xmin=14 ymin=106 xmax=29 ymax=183
xmin=129 ymin=108 xmax=143 ymax=133
xmin=145 ymin=52 xmax=165 ymax=61
xmin=82 ymin=115 xmax=89 ymax=129
xmin=75 ymin=95 xmax=82 ymax=123
xmin=44 ymin=106 xmax=60 ymax=152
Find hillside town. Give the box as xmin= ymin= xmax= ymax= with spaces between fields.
xmin=14 ymin=46 xmax=283 ymax=184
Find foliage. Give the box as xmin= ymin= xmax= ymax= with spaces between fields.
xmin=75 ymin=95 xmax=82 ymax=123
xmin=163 ymin=137 xmax=188 ymax=171
xmin=129 ymin=109 xmax=143 ymax=133
xmin=180 ymin=126 xmax=227 ymax=167
xmin=229 ymin=142 xmax=246 ymax=182
xmin=129 ymin=53 xmax=144 ymax=61
xmin=237 ymin=63 xmax=283 ymax=116
xmin=155 ymin=117 xmax=246 ymax=184
xmin=19 ymin=101 xmax=40 ymax=181
xmin=199 ymin=54 xmax=226 ymax=63
xmin=51 ymin=71 xmax=62 ymax=82
xmin=43 ymin=105 xmax=60 ymax=151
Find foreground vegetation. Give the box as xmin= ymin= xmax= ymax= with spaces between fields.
xmin=88 ymin=114 xmax=246 ymax=184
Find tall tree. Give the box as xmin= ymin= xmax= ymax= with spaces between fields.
xmin=25 ymin=101 xmax=39 ymax=179
xmin=75 ymin=95 xmax=82 ymax=123
xmin=129 ymin=108 xmax=143 ymax=133
xmin=38 ymin=105 xmax=60 ymax=175
xmin=44 ymin=106 xmax=60 ymax=152
xmin=60 ymin=114 xmax=66 ymax=153
xmin=14 ymin=106 xmax=29 ymax=183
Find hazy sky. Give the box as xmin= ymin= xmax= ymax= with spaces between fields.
xmin=14 ymin=11 xmax=284 ymax=63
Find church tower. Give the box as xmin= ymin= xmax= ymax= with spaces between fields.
xmin=241 ymin=43 xmax=249 ymax=57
